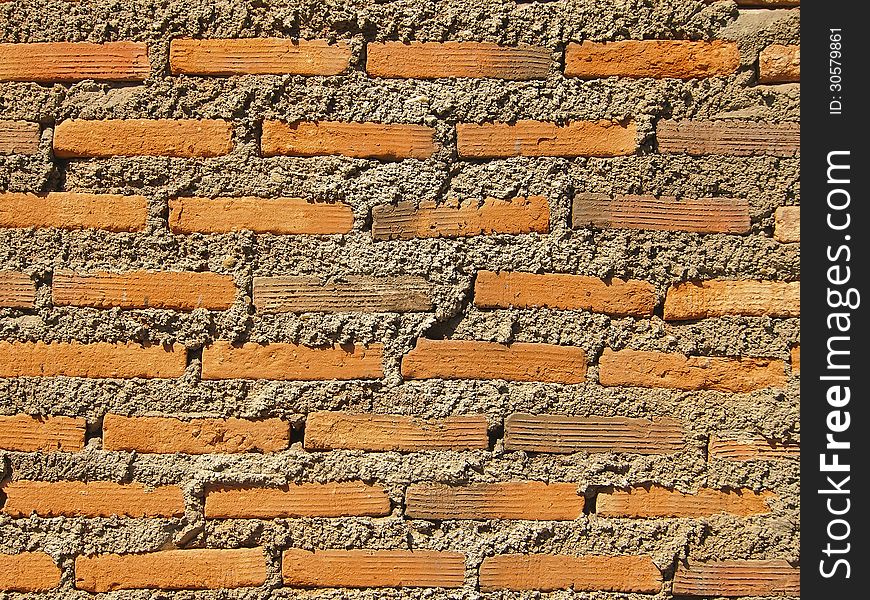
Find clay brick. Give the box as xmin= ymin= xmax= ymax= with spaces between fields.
xmin=709 ymin=436 xmax=799 ymax=461
xmin=0 ymin=415 xmax=86 ymax=452
xmin=774 ymin=206 xmax=800 ymax=242
xmin=657 ymin=120 xmax=799 ymax=157
xmin=1 ymin=481 xmax=185 ymax=518
xmin=253 ymin=275 xmax=432 ymax=313
xmin=168 ymin=197 xmax=353 ymax=235
xmin=0 ymin=42 xmax=149 ymax=82
xmin=703 ymin=0 xmax=799 ymax=5
xmin=261 ymin=121 xmax=437 ymax=160
xmin=0 ymin=121 xmax=40 ymax=155
xmin=372 ymin=196 xmax=549 ymax=240
xmin=405 ymin=481 xmax=584 ymax=520
xmin=791 ymin=345 xmax=800 ymax=373
xmin=598 ymin=349 xmax=787 ymax=392
xmin=52 ymin=270 xmax=236 ymax=311
xmin=672 ymin=560 xmax=799 ymax=596
xmin=596 ymin=485 xmax=774 ymax=517
xmin=102 ymin=414 xmax=289 ymax=454
xmin=479 ymin=554 xmax=662 ymax=592
xmin=282 ymin=549 xmax=465 ymax=588
xmin=759 ymin=44 xmax=800 ymax=83
xmin=201 ymin=342 xmax=384 ymax=381
xmin=572 ymin=192 xmax=750 ymax=234
xmin=401 ymin=339 xmax=586 ymax=384
xmin=663 ymin=279 xmax=800 ymax=320
xmin=366 ymin=41 xmax=550 ymax=79
xmin=170 ymin=38 xmax=350 ymax=76
xmin=457 ymin=120 xmax=636 ymax=158
xmin=0 ymin=192 xmax=147 ymax=232
xmin=0 ymin=341 xmax=186 ymax=378
xmin=75 ymin=548 xmax=267 ymax=592
xmin=504 ymin=413 xmax=683 ymax=454
xmin=304 ymin=412 xmax=488 ymax=452
xmin=204 ymin=482 xmax=391 ymax=518
xmin=53 ymin=119 xmax=233 ymax=158
xmin=565 ymin=40 xmax=738 ymax=79
xmin=0 ymin=271 xmax=35 ymax=308
xmin=474 ymin=271 xmax=656 ymax=316
xmin=0 ymin=553 xmax=61 ymax=592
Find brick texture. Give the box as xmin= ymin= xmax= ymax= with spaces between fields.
xmin=457 ymin=120 xmax=636 ymax=158
xmin=657 ymin=120 xmax=800 ymax=157
xmin=596 ymin=485 xmax=774 ymax=517
xmin=663 ymin=279 xmax=800 ymax=320
xmin=0 ymin=270 xmax=35 ymax=308
xmin=253 ymin=275 xmax=432 ymax=313
xmin=479 ymin=554 xmax=662 ymax=592
xmin=0 ymin=121 xmax=40 ymax=155
xmin=774 ymin=206 xmax=800 ymax=242
xmin=709 ymin=436 xmax=799 ymax=461
xmin=204 ymin=482 xmax=391 ymax=518
xmin=759 ymin=44 xmax=800 ymax=83
xmin=1 ymin=481 xmax=185 ymax=518
xmin=261 ymin=121 xmax=437 ymax=159
xmin=0 ymin=192 xmax=147 ymax=232
xmin=565 ymin=40 xmax=739 ymax=79
xmin=0 ymin=553 xmax=61 ymax=592
xmin=170 ymin=38 xmax=350 ymax=76
xmin=672 ymin=560 xmax=800 ymax=596
xmin=0 ymin=41 xmax=149 ymax=82
xmin=0 ymin=415 xmax=86 ymax=452
xmin=791 ymin=345 xmax=800 ymax=373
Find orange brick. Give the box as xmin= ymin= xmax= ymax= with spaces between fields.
xmin=0 ymin=271 xmax=35 ymax=308
xmin=0 ymin=192 xmax=147 ymax=232
xmin=598 ymin=349 xmax=787 ymax=392
xmin=0 ymin=341 xmax=186 ymax=379
xmin=0 ymin=415 xmax=86 ymax=452
xmin=170 ymin=38 xmax=350 ymax=76
xmin=457 ymin=120 xmax=636 ymax=158
xmin=663 ymin=279 xmax=800 ymax=320
xmin=0 ymin=121 xmax=40 ymax=155
xmin=759 ymin=44 xmax=800 ymax=83
xmin=168 ymin=196 xmax=353 ymax=235
xmin=282 ymin=549 xmax=465 ymax=588
xmin=1 ymin=481 xmax=185 ymax=518
xmin=52 ymin=270 xmax=236 ymax=310
xmin=774 ymin=206 xmax=800 ymax=242
xmin=75 ymin=548 xmax=267 ymax=592
xmin=366 ymin=41 xmax=550 ymax=79
xmin=479 ymin=554 xmax=662 ymax=592
xmin=204 ymin=482 xmax=391 ymax=518
xmin=201 ymin=342 xmax=383 ymax=381
xmin=102 ymin=414 xmax=289 ymax=454
xmin=53 ymin=119 xmax=233 ymax=158
xmin=0 ymin=42 xmax=149 ymax=82
xmin=709 ymin=436 xmax=799 ymax=461
xmin=401 ymin=339 xmax=586 ymax=384
xmin=261 ymin=121 xmax=437 ymax=160
xmin=474 ymin=271 xmax=656 ymax=316
xmin=372 ymin=196 xmax=549 ymax=240
xmin=253 ymin=275 xmax=432 ymax=313
xmin=791 ymin=345 xmax=800 ymax=373
xmin=596 ymin=485 xmax=774 ymax=517
xmin=657 ymin=120 xmax=799 ymax=157
xmin=304 ymin=412 xmax=488 ymax=452
xmin=672 ymin=560 xmax=799 ymax=596
xmin=406 ymin=481 xmax=583 ymax=520
xmin=565 ymin=40 xmax=738 ymax=79
xmin=0 ymin=553 xmax=61 ymax=592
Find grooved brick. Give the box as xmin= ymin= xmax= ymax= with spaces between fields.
xmin=0 ymin=415 xmax=86 ymax=452
xmin=504 ymin=413 xmax=683 ymax=455
xmin=0 ymin=553 xmax=61 ymax=592
xmin=663 ymin=279 xmax=800 ymax=320
xmin=0 ymin=192 xmax=147 ymax=232
xmin=53 ymin=119 xmax=233 ymax=158
xmin=457 ymin=120 xmax=636 ymax=158
xmin=596 ymin=485 xmax=774 ymax=517
xmin=170 ymin=38 xmax=350 ymax=76
xmin=102 ymin=414 xmax=289 ymax=454
xmin=572 ymin=192 xmax=750 ymax=234
xmin=565 ymin=40 xmax=739 ymax=79
xmin=205 ymin=482 xmax=391 ymax=518
xmin=201 ymin=342 xmax=384 ymax=381
xmin=0 ymin=121 xmax=40 ymax=155
xmin=479 ymin=554 xmax=662 ymax=592
xmin=598 ymin=348 xmax=787 ymax=392
xmin=282 ymin=549 xmax=465 ymax=588
xmin=303 ymin=412 xmax=488 ymax=452
xmin=75 ymin=548 xmax=268 ymax=592
xmin=474 ymin=270 xmax=656 ymax=316
xmin=401 ymin=339 xmax=586 ymax=383
xmin=791 ymin=345 xmax=799 ymax=373
xmin=0 ymin=42 xmax=149 ymax=82
xmin=759 ymin=44 xmax=800 ymax=83
xmin=253 ymin=275 xmax=433 ymax=313
xmin=672 ymin=560 xmax=800 ymax=596
xmin=405 ymin=481 xmax=584 ymax=520
xmin=366 ymin=41 xmax=550 ymax=79
xmin=0 ymin=271 xmax=35 ymax=308
xmin=168 ymin=196 xmax=354 ymax=235
xmin=0 ymin=341 xmax=186 ymax=378
xmin=261 ymin=121 xmax=437 ymax=160
xmin=657 ymin=120 xmax=800 ymax=157
xmin=1 ymin=481 xmax=185 ymax=518
xmin=709 ymin=436 xmax=799 ymax=461
xmin=774 ymin=206 xmax=799 ymax=242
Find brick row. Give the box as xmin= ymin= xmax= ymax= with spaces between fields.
xmin=759 ymin=45 xmax=800 ymax=83
xmin=663 ymin=279 xmax=800 ymax=320
xmin=204 ymin=482 xmax=391 ymax=518
xmin=672 ymin=560 xmax=800 ymax=596
xmin=405 ymin=482 xmax=584 ymax=520
xmin=0 ymin=120 xmax=40 ymax=155
xmin=657 ymin=120 xmax=800 ymax=157
xmin=0 ymin=553 xmax=61 ymax=592
xmin=0 ymin=415 xmax=86 ymax=452
xmin=1 ymin=481 xmax=185 ymax=518
xmin=170 ymin=38 xmax=351 ymax=76
xmin=479 ymin=554 xmax=662 ymax=592
xmin=253 ymin=275 xmax=433 ymax=313
xmin=0 ymin=270 xmax=35 ymax=308
xmin=565 ymin=40 xmax=738 ymax=79
xmin=596 ymin=485 xmax=774 ymax=517
xmin=457 ymin=120 xmax=636 ymax=158
xmin=0 ymin=41 xmax=149 ymax=82
xmin=0 ymin=192 xmax=147 ymax=231
xmin=774 ymin=206 xmax=800 ymax=242
xmin=709 ymin=435 xmax=799 ymax=461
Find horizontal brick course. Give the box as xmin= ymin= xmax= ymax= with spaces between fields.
xmin=657 ymin=120 xmax=800 ymax=157
xmin=0 ymin=41 xmax=149 ymax=82
xmin=261 ymin=121 xmax=437 ymax=160
xmin=759 ymin=44 xmax=800 ymax=83
xmin=709 ymin=436 xmax=799 ymax=461
xmin=253 ymin=275 xmax=432 ymax=313
xmin=596 ymin=485 xmax=774 ymax=517
xmin=170 ymin=38 xmax=350 ymax=76
xmin=204 ymin=482 xmax=391 ymax=518
xmin=479 ymin=554 xmax=662 ymax=592
xmin=0 ymin=415 xmax=86 ymax=452
xmin=672 ymin=560 xmax=800 ymax=596
xmin=565 ymin=40 xmax=739 ymax=79
xmin=457 ymin=120 xmax=636 ymax=158
xmin=0 ymin=270 xmax=35 ymax=308
xmin=0 ymin=120 xmax=40 ymax=155
xmin=0 ymin=192 xmax=147 ymax=232
xmin=0 ymin=553 xmax=61 ymax=592
xmin=774 ymin=206 xmax=800 ymax=242
xmin=663 ymin=279 xmax=800 ymax=320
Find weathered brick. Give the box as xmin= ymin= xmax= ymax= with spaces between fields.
xmin=170 ymin=38 xmax=350 ymax=76
xmin=703 ymin=0 xmax=799 ymax=5
xmin=261 ymin=121 xmax=437 ymax=160
xmin=253 ymin=275 xmax=432 ymax=313
xmin=596 ymin=485 xmax=774 ymax=517
xmin=0 ymin=415 xmax=86 ymax=452
xmin=663 ymin=279 xmax=800 ymax=320
xmin=304 ymin=412 xmax=488 ymax=452
xmin=791 ymin=345 xmax=800 ymax=373
xmin=657 ymin=120 xmax=799 ymax=157
xmin=201 ymin=342 xmax=383 ymax=381
xmin=565 ymin=40 xmax=738 ymax=79
xmin=53 ymin=119 xmax=233 ymax=158
xmin=75 ymin=549 xmax=267 ymax=592
xmin=0 ymin=192 xmax=147 ymax=232
xmin=457 ymin=120 xmax=636 ymax=158
xmin=0 ymin=271 xmax=35 ymax=308
xmin=282 ymin=549 xmax=465 ymax=588
xmin=102 ymin=414 xmax=289 ymax=454
xmin=0 ymin=553 xmax=61 ymax=592
xmin=672 ymin=560 xmax=799 ymax=596
xmin=598 ymin=349 xmax=787 ymax=392
xmin=366 ymin=41 xmax=550 ymax=79
xmin=204 ymin=482 xmax=391 ymax=518
xmin=709 ymin=436 xmax=799 ymax=461
xmin=0 ymin=121 xmax=40 ymax=155
xmin=479 ymin=554 xmax=662 ymax=592
xmin=774 ymin=206 xmax=799 ymax=242
xmin=1 ymin=481 xmax=185 ymax=518
xmin=401 ymin=339 xmax=586 ymax=383
xmin=759 ymin=44 xmax=800 ymax=83
xmin=474 ymin=270 xmax=656 ymax=316
xmin=0 ymin=42 xmax=149 ymax=82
